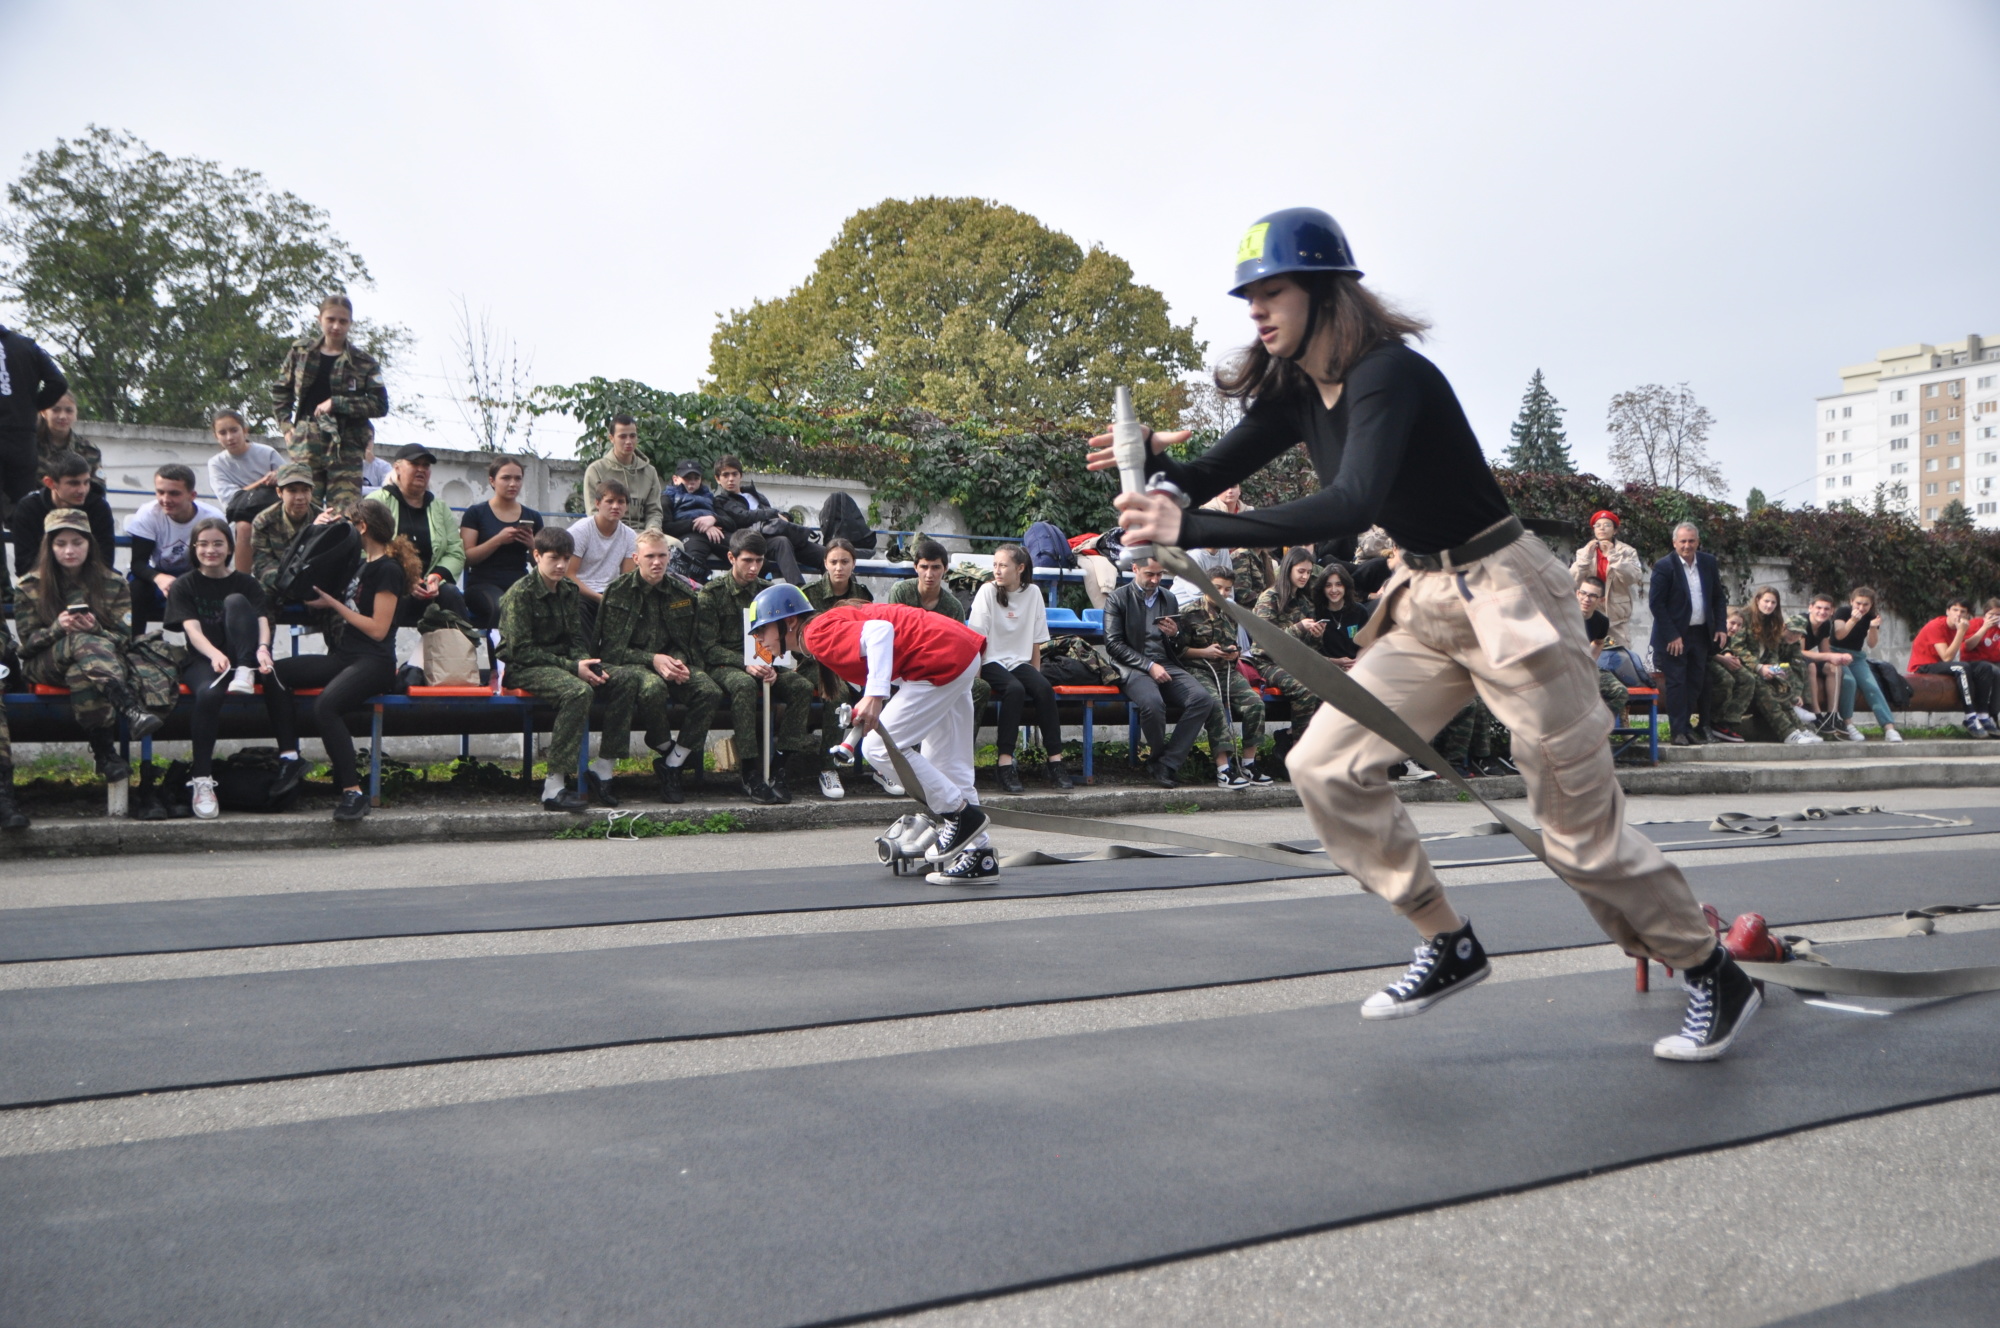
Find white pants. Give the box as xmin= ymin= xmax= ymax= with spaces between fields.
xmin=861 ymin=659 xmax=982 ymax=831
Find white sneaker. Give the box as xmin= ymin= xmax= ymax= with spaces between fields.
xmin=1841 ymin=723 xmax=1866 ymax=743
xmin=190 ymin=775 xmax=220 ymax=820
xmin=1793 ymin=705 xmax=1817 ymax=726
xmin=818 ymin=770 xmax=845 ymax=800
xmin=1784 ymin=729 xmax=1823 ymax=745
xmin=871 ymin=768 xmax=905 ymax=798
xmin=1884 ymin=725 xmax=1903 ymax=743
xmin=228 ymin=666 xmax=256 ymax=695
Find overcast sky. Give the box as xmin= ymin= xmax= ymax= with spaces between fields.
xmin=4 ymin=0 xmax=1996 ymax=509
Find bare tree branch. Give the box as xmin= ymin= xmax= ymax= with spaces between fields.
xmin=1606 ymin=382 xmax=1724 ymax=496
xmin=446 ymin=295 xmax=536 ymax=452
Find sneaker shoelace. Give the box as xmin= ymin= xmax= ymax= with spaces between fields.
xmin=1386 ymin=938 xmax=1445 ymax=999
xmin=1678 ymin=976 xmax=1716 ymax=1041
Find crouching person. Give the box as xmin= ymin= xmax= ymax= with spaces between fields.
xmin=697 ymin=529 xmax=816 ymax=805
xmin=597 ymin=528 xmax=724 ymax=803
xmin=773 ymin=591 xmax=997 ymax=885
xmin=497 ymin=526 xmax=641 ymax=812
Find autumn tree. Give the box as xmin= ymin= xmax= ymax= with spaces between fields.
xmin=0 ymin=126 xmax=395 ymax=427
xmin=706 ymin=197 xmax=1204 ymax=426
xmin=1605 ymin=382 xmax=1725 ymax=496
xmin=1502 ymin=368 xmax=1574 ymax=473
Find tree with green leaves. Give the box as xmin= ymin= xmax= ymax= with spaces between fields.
xmin=706 ymin=197 xmax=1204 ymax=426
xmin=0 ymin=126 xmax=398 ymax=427
xmin=1937 ymin=498 xmax=1976 ymax=531
xmin=1745 ymin=487 xmax=1768 ymax=514
xmin=1502 ymin=369 xmax=1573 ymax=473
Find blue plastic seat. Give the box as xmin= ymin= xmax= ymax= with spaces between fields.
xmin=1081 ymin=608 xmax=1104 ymax=626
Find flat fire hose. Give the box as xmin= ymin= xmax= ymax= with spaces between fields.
xmin=870 ymin=541 xmax=2000 ymax=1001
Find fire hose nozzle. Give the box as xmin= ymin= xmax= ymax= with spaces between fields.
xmin=1111 ymin=385 xmax=1165 ymax=569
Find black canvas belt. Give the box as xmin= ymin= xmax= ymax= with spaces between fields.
xmin=870 ymin=538 xmax=2000 ymax=1003
xmin=1398 ymin=515 xmax=1525 ymax=572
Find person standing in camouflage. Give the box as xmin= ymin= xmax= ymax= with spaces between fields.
xmin=696 ymin=528 xmax=815 ymax=804
xmin=1171 ymin=563 xmax=1270 ymax=788
xmin=270 ymin=295 xmax=388 ymax=510
xmin=496 ymin=526 xmax=641 ymax=812
xmin=14 ymin=509 xmax=176 ymax=786
xmin=249 ymin=464 xmax=323 ymax=594
xmin=596 ymin=529 xmax=723 ymax=804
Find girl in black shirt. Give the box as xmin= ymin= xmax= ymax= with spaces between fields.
xmin=459 ymin=455 xmax=544 ymax=630
xmin=166 ymin=519 xmax=286 ymax=817
xmin=270 ymin=500 xmax=418 ymax=822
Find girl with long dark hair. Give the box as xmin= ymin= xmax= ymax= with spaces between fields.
xmin=967 ymin=544 xmax=1072 ymax=791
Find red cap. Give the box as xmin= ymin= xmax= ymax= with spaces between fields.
xmin=1588 ymin=510 xmax=1620 ymax=529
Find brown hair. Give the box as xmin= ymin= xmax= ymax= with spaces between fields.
xmin=486 ymin=454 xmax=525 ymax=481
xmin=210 ymin=409 xmax=246 ymax=433
xmin=1272 ymin=547 xmax=1318 ymax=613
xmin=190 ymin=516 xmax=235 ymax=555
xmin=1216 ymin=273 xmax=1429 ymax=404
xmin=30 ymin=526 xmax=118 ymax=626
xmin=319 ymin=294 xmax=354 ymax=315
xmin=1848 ymin=586 xmax=1877 ymax=607
xmin=1312 ymin=560 xmax=1358 ymax=613
xmin=348 ymin=498 xmax=424 ymax=589
xmin=992 ymin=543 xmax=1029 ymax=608
xmin=1748 ymin=585 xmax=1786 ymax=652
xmin=715 ymin=454 xmax=744 ymax=475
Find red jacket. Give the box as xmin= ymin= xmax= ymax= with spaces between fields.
xmin=805 ymin=603 xmax=985 ymax=689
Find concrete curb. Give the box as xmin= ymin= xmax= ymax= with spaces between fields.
xmin=8 ymin=757 xmax=2000 ymax=859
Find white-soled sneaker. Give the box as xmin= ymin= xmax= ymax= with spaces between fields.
xmin=871 ymin=768 xmax=905 ymax=798
xmin=1361 ymin=921 xmax=1490 ymax=1020
xmin=190 ymin=775 xmax=220 ymax=820
xmin=1793 ymin=705 xmax=1817 ymax=726
xmin=924 ymin=803 xmax=991 ymax=862
xmin=1784 ymin=729 xmax=1823 ymax=744
xmin=818 ymin=770 xmax=845 ymax=800
xmin=1883 ymin=725 xmax=1903 ymax=743
xmin=1841 ymin=723 xmax=1866 ymax=742
xmin=925 ymin=845 xmax=1000 ymax=886
xmin=1654 ymin=950 xmax=1762 ymax=1062
xmin=1216 ymin=764 xmax=1250 ymax=790
xmin=227 ymin=666 xmax=256 ymax=695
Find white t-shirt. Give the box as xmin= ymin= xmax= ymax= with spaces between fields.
xmin=968 ymin=581 xmax=1050 ymax=671
xmin=126 ymin=498 xmax=227 ymax=575
xmin=207 ymin=443 xmax=285 ymax=503
xmin=568 ymin=515 xmax=637 ymax=593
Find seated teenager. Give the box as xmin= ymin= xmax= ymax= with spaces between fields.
xmin=15 ymin=510 xmax=178 ymax=785
xmin=968 ymin=542 xmax=1071 ymax=792
xmin=597 ymin=528 xmax=725 ymax=804
xmin=1104 ymin=556 xmax=1215 ymax=789
xmin=460 ymin=454 xmax=544 ymax=631
xmin=1796 ymin=593 xmax=1850 ymax=738
xmin=566 ymin=478 xmax=639 ymax=642
xmin=268 ymin=501 xmax=419 ymax=822
xmin=1732 ymin=588 xmax=1818 ymax=743
xmin=695 ymin=528 xmax=817 ymax=804
xmin=1701 ymin=603 xmax=1753 ymax=743
xmin=167 ymin=518 xmax=295 ymax=819
xmin=662 ymin=460 xmax=729 ymax=577
xmin=366 ymin=443 xmax=471 ymax=627
xmin=799 ymin=537 xmax=873 ymax=798
xmin=1908 ymin=598 xmax=2000 ymax=737
xmin=125 ymin=464 xmax=225 ymax=634
xmin=714 ymin=454 xmax=822 ymax=585
xmin=250 ymin=464 xmax=323 ymax=594
xmin=887 ymin=538 xmax=967 ymax=619
xmin=10 ymin=452 xmax=115 ymax=579
xmin=497 ymin=525 xmax=642 ymax=812
xmin=1830 ymin=586 xmax=1899 ymax=742
xmin=207 ymin=409 xmax=285 ymax=572
xmin=35 ymin=391 xmax=102 ymax=480
xmin=1250 ymin=546 xmax=1330 ymax=733
xmin=1171 ymin=562 xmax=1269 ymax=788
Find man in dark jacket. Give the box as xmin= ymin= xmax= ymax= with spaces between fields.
xmin=12 ymin=452 xmax=115 ymax=577
xmin=1 ymin=324 xmax=69 ymax=506
xmin=1648 ymin=521 xmax=1728 ymax=745
xmin=1103 ymin=557 xmax=1214 ymax=787
xmin=713 ymin=454 xmax=822 ymax=585
xmin=663 ymin=459 xmax=729 ymax=577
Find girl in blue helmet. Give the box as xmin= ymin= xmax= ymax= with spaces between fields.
xmin=1093 ymin=208 xmax=1758 ymax=1063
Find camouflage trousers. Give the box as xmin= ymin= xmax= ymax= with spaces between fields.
xmin=289 ymin=419 xmax=366 ymax=511
xmin=1257 ymin=662 xmax=1322 ymax=731
xmin=509 ymin=664 xmax=640 ymax=772
xmin=0 ymin=698 xmax=10 ymax=766
xmin=1598 ymin=666 xmax=1630 ymax=720
xmin=1185 ymin=660 xmax=1265 ymax=758
xmin=1434 ymin=698 xmax=1499 ymax=765
xmin=1705 ymin=659 xmax=1758 ymax=731
xmin=715 ymin=666 xmax=816 ymax=760
xmin=20 ymin=633 xmax=177 ymax=733
xmin=608 ymin=665 xmax=723 ymax=757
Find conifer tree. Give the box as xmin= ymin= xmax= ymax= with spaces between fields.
xmin=1504 ymin=369 xmax=1574 ymax=473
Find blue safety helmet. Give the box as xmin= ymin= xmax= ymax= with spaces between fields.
xmin=748 ymin=582 xmax=814 ymax=634
xmin=1230 ymin=207 xmax=1362 ymax=297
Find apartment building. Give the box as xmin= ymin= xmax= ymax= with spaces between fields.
xmin=1815 ymin=334 xmax=2000 ymax=527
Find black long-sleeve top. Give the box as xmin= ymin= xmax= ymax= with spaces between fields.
xmin=1 ymin=326 xmax=68 ymax=447
xmin=1167 ymin=341 xmax=1512 ymax=557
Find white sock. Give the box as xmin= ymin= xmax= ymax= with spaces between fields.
xmin=542 ymin=774 xmax=566 ymax=799
xmin=591 ymin=757 xmax=615 ymax=780
xmin=665 ymin=743 xmax=691 ymax=768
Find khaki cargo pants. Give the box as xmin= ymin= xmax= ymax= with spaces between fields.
xmin=1286 ymin=534 xmax=1717 ymax=970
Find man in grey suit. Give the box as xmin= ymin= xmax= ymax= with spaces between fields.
xmin=1103 ymin=557 xmax=1215 ymax=787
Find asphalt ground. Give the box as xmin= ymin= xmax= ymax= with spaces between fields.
xmin=6 ymin=785 xmax=1998 ymax=1325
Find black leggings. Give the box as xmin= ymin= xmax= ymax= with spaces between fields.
xmin=464 ymin=581 xmax=510 ymax=632
xmin=270 ymin=652 xmax=398 ymax=790
xmin=179 ymin=593 xmax=269 ymax=778
xmin=979 ymin=660 xmax=1062 ymax=758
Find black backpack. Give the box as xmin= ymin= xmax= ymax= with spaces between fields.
xmin=818 ymin=491 xmax=877 ymax=553
xmin=159 ymin=748 xmax=302 ymax=814
xmin=1870 ymin=658 xmax=1914 ymax=709
xmin=273 ymin=519 xmax=362 ymax=605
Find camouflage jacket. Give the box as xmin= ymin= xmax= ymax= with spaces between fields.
xmin=39 ymin=429 xmax=102 ymax=476
xmin=887 ymin=578 xmax=965 ymax=621
xmin=1728 ymin=625 xmax=1803 ymax=672
xmin=1251 ymin=580 xmax=1317 ymax=656
xmin=495 ymin=573 xmax=588 ymax=674
xmin=250 ymin=501 xmax=323 ymax=592
xmin=14 ymin=567 xmax=132 ymax=659
xmin=695 ymin=573 xmax=769 ymax=674
xmin=806 ymin=576 xmax=873 ymax=611
xmin=1231 ymin=548 xmax=1273 ymax=608
xmin=1172 ymin=597 xmax=1241 ymax=657
xmin=597 ymin=568 xmax=704 ymax=670
xmin=269 ymin=336 xmax=388 ymax=439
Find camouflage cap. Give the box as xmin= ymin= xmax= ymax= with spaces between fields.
xmin=274 ymin=463 xmax=315 ymax=489
xmin=1784 ymin=612 xmax=1811 ymax=635
xmin=43 ymin=507 xmax=93 ymax=536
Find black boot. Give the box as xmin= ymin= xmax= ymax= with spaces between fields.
xmin=1046 ymin=759 xmax=1075 ymax=790
xmin=132 ymin=759 xmax=170 ymax=821
xmin=740 ymin=768 xmax=784 ymax=806
xmin=0 ymin=765 xmax=28 ymax=831
xmin=996 ymin=762 xmax=1025 ymax=794
xmin=767 ymin=751 xmax=794 ymax=804
xmin=655 ymin=755 xmax=685 ymax=805
xmin=101 ymin=677 xmax=164 ymax=740
xmin=88 ymin=731 xmax=131 ymax=785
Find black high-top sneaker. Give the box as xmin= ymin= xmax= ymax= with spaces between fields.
xmin=582 ymin=770 xmax=620 ymax=807
xmin=766 ymin=752 xmax=794 ymax=804
xmin=926 ymin=844 xmax=1000 ymax=885
xmin=1361 ymin=919 xmax=1491 ymax=1020
xmin=740 ymin=769 xmax=783 ymax=806
xmin=1654 ymin=946 xmax=1762 ymax=1062
xmin=655 ymin=755 xmax=685 ymax=805
xmin=923 ymin=802 xmax=991 ymax=862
